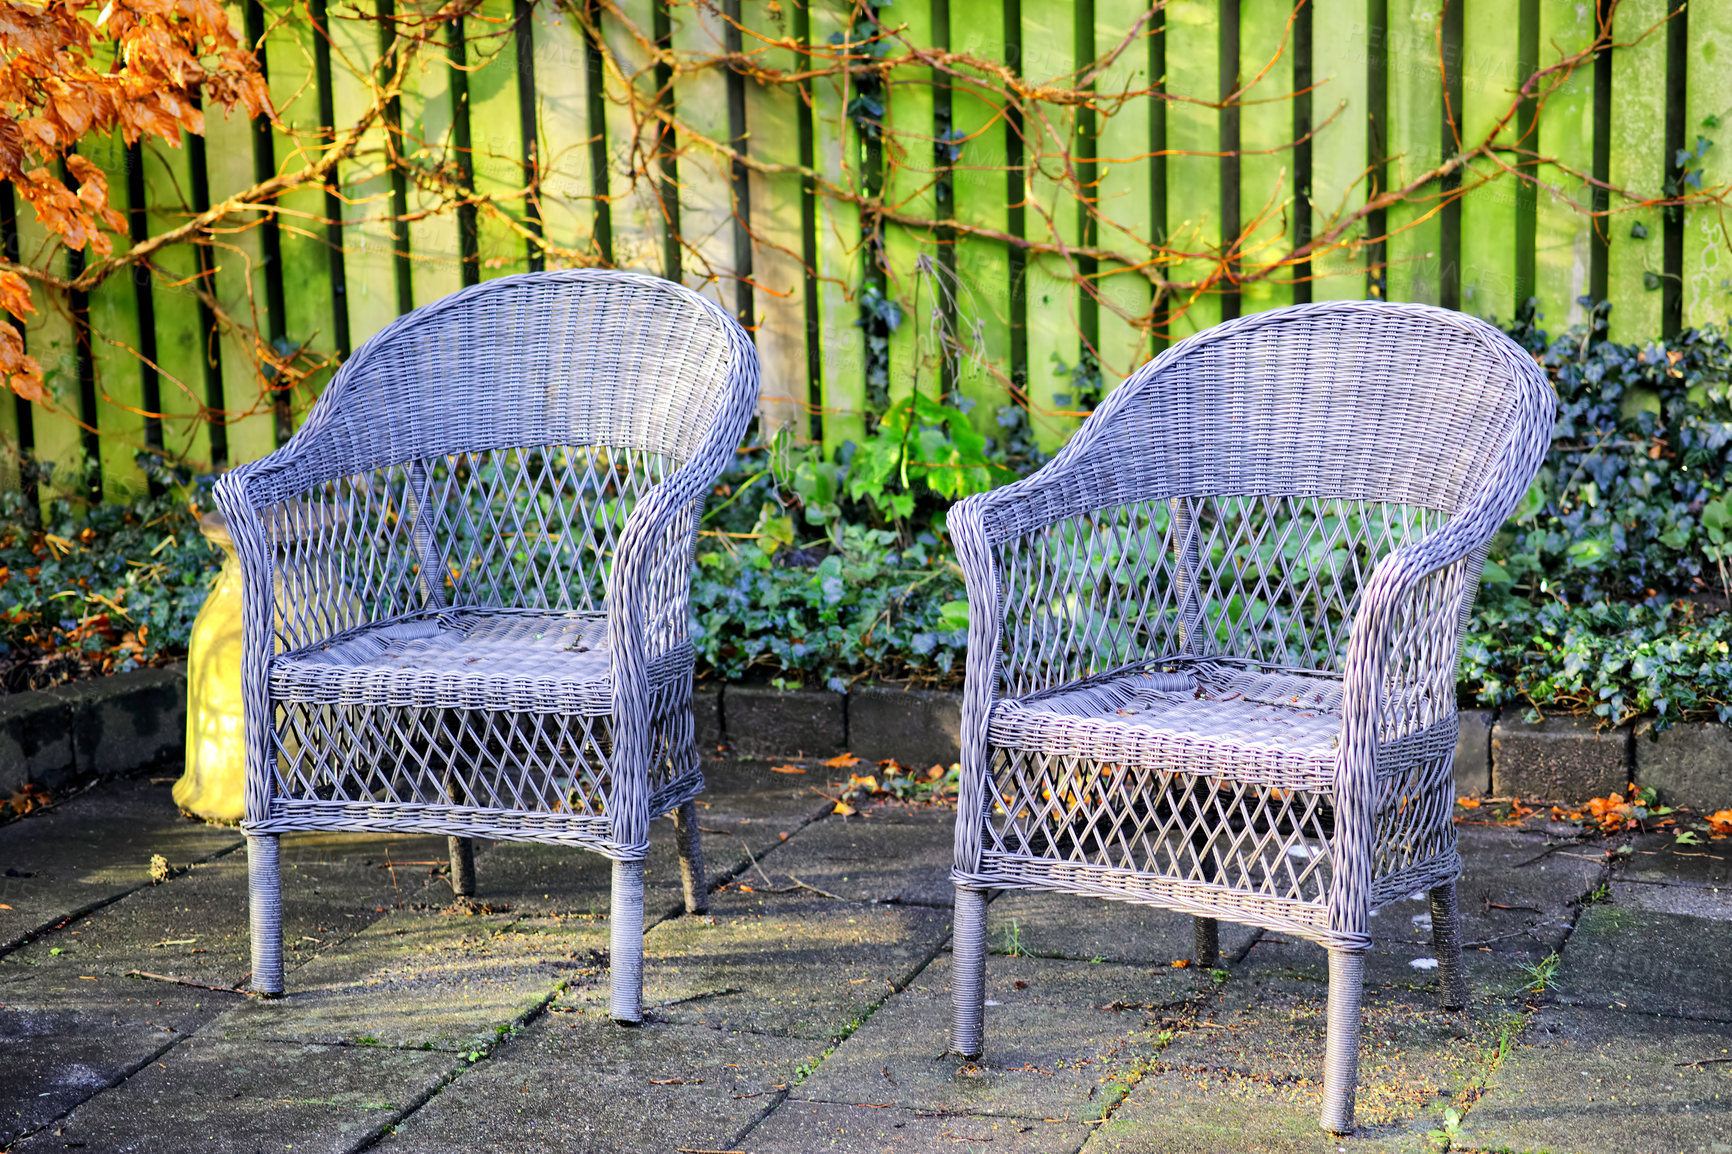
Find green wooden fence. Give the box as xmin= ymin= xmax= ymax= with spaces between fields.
xmin=2 ymin=0 xmax=1728 ymax=507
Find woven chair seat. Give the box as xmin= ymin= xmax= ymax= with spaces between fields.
xmin=989 ymin=664 xmax=1343 ymax=791
xmin=270 ymin=611 xmax=693 ymax=715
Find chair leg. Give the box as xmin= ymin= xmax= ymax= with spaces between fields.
xmin=447 ymin=836 xmax=476 ymax=898
xmin=609 ymin=858 xmax=646 ymax=1025
xmin=247 ymin=834 xmax=285 ymax=997
xmin=1193 ymin=916 xmax=1220 ymax=967
xmin=1320 ymin=947 xmax=1366 ymax=1134
xmin=950 ymin=885 xmax=989 ymax=1059
xmin=673 ymin=801 xmax=707 ymax=915
xmin=1429 ymin=881 xmax=1469 ymax=1010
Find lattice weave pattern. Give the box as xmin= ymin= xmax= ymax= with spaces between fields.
xmin=946 ymin=301 xmax=1554 ymax=1132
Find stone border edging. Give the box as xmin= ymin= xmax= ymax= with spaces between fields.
xmin=0 ymin=665 xmax=187 ymax=800
xmin=3 ymin=669 xmax=1724 ymax=813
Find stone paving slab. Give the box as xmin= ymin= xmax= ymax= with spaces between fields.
xmin=1555 ymin=904 xmax=1732 ymax=1020
xmin=8 ymin=1036 xmax=456 ymax=1154
xmin=1156 ymin=972 xmax=1512 ymax=1133
xmin=0 ymin=979 xmax=210 ymax=1146
xmin=747 ymin=806 xmax=956 ymax=906
xmin=205 ymin=913 xmax=608 ymax=1052
xmin=741 ymin=1100 xmax=1093 ymax=1153
xmin=1455 ymin=1005 xmax=1732 ymax=1154
xmin=372 ymin=1011 xmax=816 ymax=1153
xmin=793 ymin=954 xmax=1200 ymax=1125
xmin=0 ymin=849 xmax=448 ymax=992
xmin=1077 ymin=1070 xmax=1437 ymax=1153
xmin=0 ymin=778 xmax=243 ymax=951
xmin=987 ymin=891 xmax=1260 ymax=965
xmin=1620 ymin=833 xmax=1732 ymax=889
xmin=561 ymin=892 xmax=951 ymax=1039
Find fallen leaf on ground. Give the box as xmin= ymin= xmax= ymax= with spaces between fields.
xmin=769 ymin=764 xmax=806 ymax=775
xmin=823 ymin=753 xmax=862 ymax=768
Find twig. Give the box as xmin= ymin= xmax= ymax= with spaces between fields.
xmin=1674 ymin=1058 xmax=1732 ymax=1067
xmin=125 ymin=970 xmax=252 ymax=996
xmin=786 ymin=875 xmax=850 ymax=902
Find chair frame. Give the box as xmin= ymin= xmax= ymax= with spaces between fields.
xmin=944 ymin=301 xmax=1554 ymax=1132
xmin=215 ymin=269 xmax=759 ymax=1022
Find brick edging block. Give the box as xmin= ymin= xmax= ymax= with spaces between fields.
xmin=1492 ymin=712 xmax=1631 ymax=801
xmin=0 ymin=664 xmax=187 ymax=797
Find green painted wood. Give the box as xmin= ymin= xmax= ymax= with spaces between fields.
xmin=468 ymin=0 xmax=532 ymax=278
xmin=530 ymin=0 xmax=595 ymax=266
xmin=1019 ymin=0 xmax=1080 ymax=450
xmin=1605 ymin=0 xmax=1667 ymax=342
xmin=1092 ymin=0 xmax=1153 ymax=382
xmin=80 ymin=131 xmax=149 ymax=501
xmin=1457 ymin=0 xmax=1521 ymax=321
xmin=881 ymin=0 xmax=938 ymax=415
xmin=1383 ymin=0 xmax=1441 ymax=305
xmin=1237 ymin=0 xmax=1294 ymax=318
xmin=330 ymin=0 xmax=401 ymax=348
xmin=202 ymin=78 xmax=277 ymax=466
xmin=1162 ymin=0 xmax=1222 ymax=340
xmin=400 ymin=19 xmax=467 ymax=308
xmin=945 ymin=0 xmax=1012 ymax=437
xmin=742 ymin=0 xmax=814 ymax=441
xmin=263 ymin=0 xmax=339 ymax=426
xmin=670 ymin=1 xmax=740 ymax=306
xmin=1683 ymin=0 xmax=1732 ymax=330
xmin=599 ymin=0 xmax=669 ymax=270
xmin=13 ymin=217 xmax=86 ymax=507
xmin=1306 ymin=0 xmax=1366 ymax=302
xmin=139 ymin=137 xmax=215 ymax=469
xmin=811 ymin=0 xmax=865 ymax=453
xmin=1533 ymin=0 xmax=1597 ymax=330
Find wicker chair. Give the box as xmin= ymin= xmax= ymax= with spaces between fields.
xmin=945 ymin=301 xmax=1553 ymax=1132
xmin=213 ymin=269 xmax=759 ymax=1022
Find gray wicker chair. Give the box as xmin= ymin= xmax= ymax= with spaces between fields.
xmin=213 ymin=269 xmax=759 ymax=1022
xmin=945 ymin=301 xmax=1553 ymax=1133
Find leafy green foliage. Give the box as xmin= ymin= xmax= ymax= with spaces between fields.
xmin=0 ymin=484 xmax=217 ymax=691
xmin=1466 ymin=305 xmax=1732 ymax=724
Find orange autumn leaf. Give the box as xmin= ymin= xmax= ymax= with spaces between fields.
xmin=1708 ymin=810 xmax=1732 ymax=836
xmin=768 ymin=764 xmax=806 ymax=775
xmin=823 ymin=753 xmax=862 ymax=769
xmin=1456 ymin=796 xmax=1482 ymax=809
xmin=0 ymin=270 xmax=34 ymax=319
xmin=0 ymin=319 xmax=44 ymax=402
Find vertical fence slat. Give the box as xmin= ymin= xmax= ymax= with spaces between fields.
xmin=1092 ymin=0 xmax=1153 ymax=382
xmin=401 ymin=18 xmax=467 ymax=308
xmin=1456 ymin=0 xmax=1519 ymax=322
xmin=83 ymin=132 xmax=149 ymax=500
xmin=330 ymin=2 xmax=401 ymax=349
xmin=668 ymin=2 xmax=739 ymax=306
xmin=742 ymin=0 xmax=814 ymax=440
xmin=881 ymin=0 xmax=937 ymax=415
xmin=811 ymin=0 xmax=866 ymax=453
xmin=265 ymin=0 xmax=340 ymax=427
xmin=15 ymin=219 xmax=84 ymax=507
xmin=140 ymin=140 xmax=215 ymax=469
xmin=1306 ymin=0 xmax=1365 ymax=303
xmin=1605 ymin=0 xmax=1667 ymax=341
xmin=1682 ymin=2 xmax=1732 ymax=331
xmin=1162 ymin=0 xmax=1221 ymax=340
xmin=1533 ymin=0 xmax=1597 ymax=331
xmin=946 ymin=0 xmax=1012 ymax=436
xmin=1382 ymin=0 xmax=1440 ymax=305
xmin=469 ymin=0 xmax=532 ymax=279
xmin=1019 ymin=0 xmax=1081 ymax=449
xmin=203 ymin=81 xmax=277 ymax=466
xmin=530 ymin=0 xmax=595 ymax=266
xmin=600 ymin=0 xmax=667 ymax=270
xmin=1238 ymin=0 xmax=1296 ymax=317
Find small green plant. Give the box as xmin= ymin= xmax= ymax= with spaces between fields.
xmin=999 ymin=918 xmax=1028 ymax=958
xmin=1581 ymin=882 xmax=1611 ymax=905
xmin=1516 ymin=952 xmax=1563 ymax=995
xmin=1426 ymin=1105 xmax=1465 ymax=1150
xmin=1210 ymin=968 xmax=1231 ymax=986
xmin=149 ymin=853 xmax=170 ymax=884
